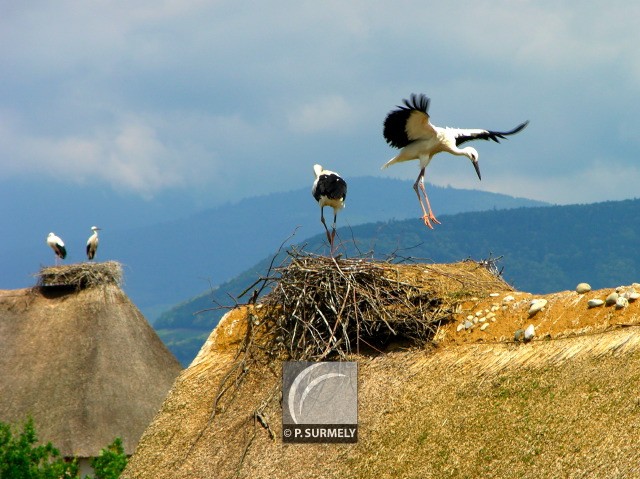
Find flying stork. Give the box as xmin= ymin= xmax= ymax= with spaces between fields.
xmin=382 ymin=93 xmax=528 ymax=228
xmin=46 ymin=232 xmax=67 ymax=264
xmin=86 ymin=226 xmax=101 ymax=260
xmin=312 ymin=164 xmax=347 ymax=253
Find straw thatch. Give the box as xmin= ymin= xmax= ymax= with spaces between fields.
xmin=36 ymin=261 xmax=123 ymax=289
xmin=120 ymin=260 xmax=640 ymax=479
xmin=0 ymin=278 xmax=182 ymax=458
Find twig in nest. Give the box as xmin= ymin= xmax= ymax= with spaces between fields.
xmin=36 ymin=261 xmax=123 ymax=289
xmin=259 ymin=250 xmax=503 ymax=360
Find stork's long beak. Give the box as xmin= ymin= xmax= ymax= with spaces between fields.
xmin=472 ymin=160 xmax=481 ymax=181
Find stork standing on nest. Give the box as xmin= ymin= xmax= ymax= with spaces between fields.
xmin=86 ymin=226 xmax=101 ymax=261
xmin=312 ymin=164 xmax=347 ymax=254
xmin=46 ymin=232 xmax=67 ymax=264
xmin=382 ymin=93 xmax=528 ymax=228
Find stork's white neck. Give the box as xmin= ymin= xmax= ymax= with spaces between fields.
xmin=453 ymin=146 xmax=478 ymax=161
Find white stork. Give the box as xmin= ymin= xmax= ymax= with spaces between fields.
xmin=382 ymin=93 xmax=528 ymax=228
xmin=312 ymin=164 xmax=347 ymax=253
xmin=86 ymin=226 xmax=101 ymax=260
xmin=46 ymin=232 xmax=67 ymax=264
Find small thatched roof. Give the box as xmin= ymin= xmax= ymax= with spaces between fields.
xmin=121 ymin=260 xmax=640 ymax=479
xmin=0 ymin=265 xmax=182 ymax=458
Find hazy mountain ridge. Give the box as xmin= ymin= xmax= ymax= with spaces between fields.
xmin=110 ymin=177 xmax=547 ymax=316
xmin=157 ymin=198 xmax=640 ymax=366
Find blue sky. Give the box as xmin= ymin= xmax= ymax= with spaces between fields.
xmin=2 ymin=0 xmax=639 ymax=206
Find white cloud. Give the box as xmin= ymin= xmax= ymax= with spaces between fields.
xmin=286 ymin=95 xmax=355 ymax=134
xmin=0 ymin=114 xmax=220 ymax=197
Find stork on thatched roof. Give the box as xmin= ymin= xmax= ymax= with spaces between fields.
xmin=0 ymin=262 xmax=182 ymax=461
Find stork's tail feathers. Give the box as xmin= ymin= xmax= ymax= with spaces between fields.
xmin=381 ymin=155 xmax=401 ymax=170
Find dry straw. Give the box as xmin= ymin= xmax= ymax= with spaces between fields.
xmin=36 ymin=261 xmax=123 ymax=289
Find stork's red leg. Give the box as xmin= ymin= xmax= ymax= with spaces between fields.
xmin=320 ymin=208 xmax=333 ymax=247
xmin=329 ymin=229 xmax=337 ymax=256
xmin=419 ymin=181 xmax=440 ymax=226
xmin=328 ymin=212 xmax=340 ymax=256
xmin=413 ymin=169 xmax=438 ymax=229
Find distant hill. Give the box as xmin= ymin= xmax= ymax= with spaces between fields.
xmin=157 ymin=198 xmax=640 ymax=366
xmin=0 ymin=176 xmax=546 ymax=323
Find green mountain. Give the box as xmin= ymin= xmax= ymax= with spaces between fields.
xmin=156 ymin=198 xmax=640 ymax=366
xmin=108 ymin=177 xmax=547 ymax=319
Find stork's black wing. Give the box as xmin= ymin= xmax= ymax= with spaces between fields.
xmin=455 ymin=121 xmax=529 ymax=146
xmin=383 ymin=93 xmax=431 ymax=148
xmin=313 ymin=173 xmax=347 ymax=202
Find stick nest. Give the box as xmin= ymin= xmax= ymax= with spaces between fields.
xmin=259 ymin=251 xmax=513 ymax=360
xmin=36 ymin=261 xmax=123 ymax=289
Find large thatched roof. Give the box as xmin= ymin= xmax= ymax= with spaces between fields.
xmin=121 ymin=260 xmax=640 ymax=479
xmin=0 ymin=263 xmax=182 ymax=458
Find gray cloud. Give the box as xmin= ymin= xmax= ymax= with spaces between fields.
xmin=1 ymin=1 xmax=639 ymax=204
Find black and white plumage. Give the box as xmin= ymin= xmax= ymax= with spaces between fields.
xmin=382 ymin=93 xmax=528 ymax=228
xmin=86 ymin=226 xmax=101 ymax=260
xmin=312 ymin=164 xmax=347 ymax=252
xmin=46 ymin=232 xmax=67 ymax=263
